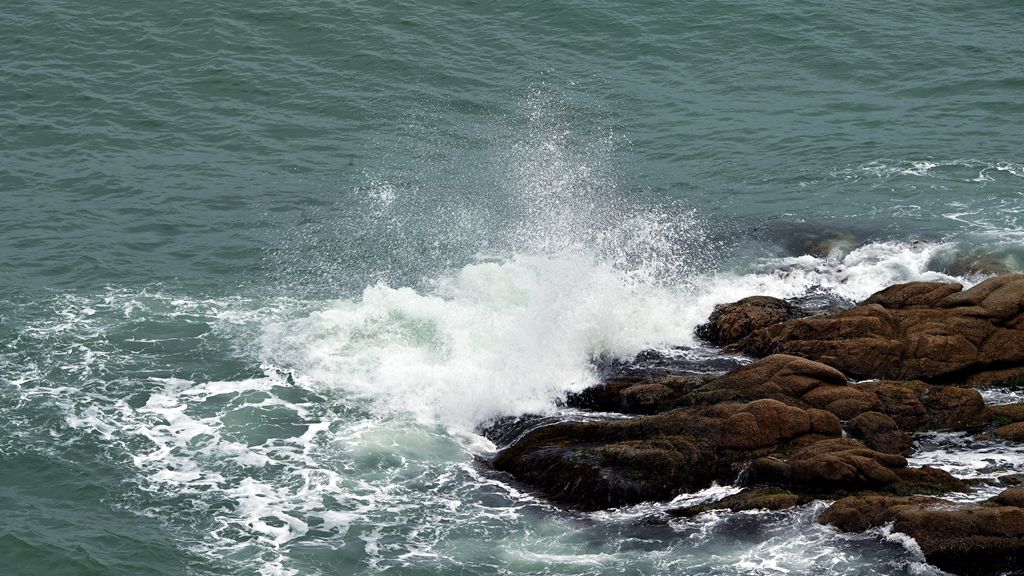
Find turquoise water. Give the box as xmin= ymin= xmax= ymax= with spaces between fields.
xmin=2 ymin=2 xmax=1023 ymax=575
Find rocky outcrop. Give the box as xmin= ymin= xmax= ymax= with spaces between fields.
xmin=995 ymin=422 xmax=1024 ymax=442
xmin=820 ymin=489 xmax=1024 ymax=576
xmin=494 ymin=399 xmax=842 ymax=510
xmin=695 ymin=296 xmax=804 ymax=348
xmin=992 ymin=403 xmax=1024 ymax=423
xmin=564 ymin=374 xmax=710 ymax=414
xmin=967 ymin=366 xmax=1024 ymax=388
xmin=733 ymin=275 xmax=1024 ymax=383
xmin=492 ymin=393 xmax=970 ymax=510
xmin=690 ymin=355 xmax=989 ymax=432
xmin=742 ymin=438 xmax=965 ymax=495
xmin=845 ymin=411 xmax=913 ymax=456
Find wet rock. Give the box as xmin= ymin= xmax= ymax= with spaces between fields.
xmin=733 ymin=274 xmax=1024 ymax=383
xmin=991 ymin=403 xmax=1024 ymax=423
xmin=918 ymin=384 xmax=992 ymax=430
xmin=695 ymin=296 xmax=804 ymax=347
xmin=668 ymin=488 xmax=812 ymax=518
xmin=967 ymin=366 xmax=1024 ymax=388
xmin=851 ymin=380 xmax=988 ymax=432
xmin=861 ymin=281 xmax=964 ymax=309
xmin=565 ymin=374 xmax=711 ymax=414
xmin=742 ymin=438 xmax=966 ymax=495
xmin=942 ymin=251 xmax=1013 ymax=279
xmin=492 ymin=399 xmax=839 ymax=510
xmin=999 ymin=474 xmax=1024 ymax=486
xmin=691 ymin=354 xmax=848 ymax=406
xmin=995 ymin=422 xmax=1024 ymax=442
xmin=993 ymin=487 xmax=1024 ymax=507
xmin=820 ymin=489 xmax=1024 ymax=576
xmin=845 ymin=411 xmax=913 ymax=456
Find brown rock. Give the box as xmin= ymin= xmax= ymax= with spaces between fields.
xmin=991 ymin=403 xmax=1024 ymax=423
xmin=619 ymin=383 xmax=676 ymax=413
xmin=492 ymin=399 xmax=839 ymax=510
xmin=943 ymin=252 xmax=1014 ymax=279
xmin=919 ymin=385 xmax=991 ymax=430
xmin=862 ymin=281 xmax=963 ymax=309
xmin=854 ymin=381 xmax=930 ymax=430
xmin=732 ymin=275 xmax=1024 ymax=383
xmin=694 ymin=356 xmax=987 ymax=432
xmin=820 ymin=490 xmax=1024 ymax=576
xmin=695 ymin=296 xmax=803 ymax=347
xmin=846 ymin=411 xmax=913 ymax=456
xmin=565 ymin=374 xmax=710 ymax=414
xmin=743 ymin=438 xmax=966 ymax=495
xmin=801 ymin=385 xmax=882 ymax=419
xmin=995 ymin=422 xmax=1024 ymax=442
xmin=992 ymin=487 xmax=1024 ymax=508
xmin=692 ymin=354 xmax=848 ymax=406
xmin=967 ymin=366 xmax=1024 ymax=388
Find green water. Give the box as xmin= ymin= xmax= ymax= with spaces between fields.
xmin=2 ymin=1 xmax=1023 ymax=575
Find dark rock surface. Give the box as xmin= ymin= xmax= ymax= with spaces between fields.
xmin=742 ymin=437 xmax=965 ymax=495
xmin=820 ymin=489 xmax=1024 ymax=576
xmin=669 ymin=488 xmax=812 ymax=517
xmin=992 ymin=403 xmax=1024 ymax=423
xmin=493 ymin=398 xmax=841 ymax=510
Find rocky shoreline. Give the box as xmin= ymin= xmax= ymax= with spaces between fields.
xmin=490 ymin=274 xmax=1024 ymax=576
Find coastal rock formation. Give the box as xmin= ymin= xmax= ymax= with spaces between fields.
xmin=493 ymin=399 xmax=840 ymax=509
xmin=690 ymin=355 xmax=989 ymax=432
xmin=729 ymin=275 xmax=1024 ymax=383
xmin=564 ymin=374 xmax=710 ymax=414
xmin=694 ymin=296 xmax=804 ymax=348
xmin=845 ymin=411 xmax=913 ymax=456
xmin=992 ymin=403 xmax=1024 ymax=423
xmin=820 ymin=489 xmax=1024 ymax=576
xmin=742 ymin=437 xmax=965 ymax=494
xmin=492 ymin=394 xmax=967 ymax=509
xmin=492 ymin=275 xmax=1024 ymax=575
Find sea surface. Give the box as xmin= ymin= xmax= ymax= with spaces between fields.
xmin=2 ymin=1 xmax=1024 ymax=575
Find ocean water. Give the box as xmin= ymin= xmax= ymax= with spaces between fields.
xmin=2 ymin=1 xmax=1024 ymax=575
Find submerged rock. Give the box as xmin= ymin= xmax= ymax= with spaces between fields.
xmin=820 ymin=488 xmax=1024 ymax=576
xmin=732 ymin=275 xmax=1024 ymax=383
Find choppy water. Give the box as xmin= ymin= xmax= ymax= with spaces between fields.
xmin=2 ymin=1 xmax=1024 ymax=575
